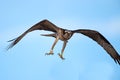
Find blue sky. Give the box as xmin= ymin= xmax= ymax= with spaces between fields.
xmin=0 ymin=0 xmax=120 ymax=80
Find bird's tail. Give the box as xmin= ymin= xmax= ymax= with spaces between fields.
xmin=41 ymin=33 xmax=56 ymax=38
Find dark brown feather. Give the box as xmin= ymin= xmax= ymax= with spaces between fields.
xmin=73 ymin=29 xmax=120 ymax=65
xmin=7 ymin=20 xmax=120 ymax=65
xmin=7 ymin=19 xmax=60 ymax=49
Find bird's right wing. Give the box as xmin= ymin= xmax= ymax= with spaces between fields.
xmin=73 ymin=29 xmax=120 ymax=65
xmin=7 ymin=19 xmax=60 ymax=49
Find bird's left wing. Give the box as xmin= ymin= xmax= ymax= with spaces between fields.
xmin=7 ymin=19 xmax=60 ymax=49
xmin=73 ymin=29 xmax=120 ymax=65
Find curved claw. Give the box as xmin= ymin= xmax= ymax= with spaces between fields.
xmin=58 ymin=53 xmax=65 ymax=60
xmin=45 ymin=50 xmax=54 ymax=55
xmin=45 ymin=52 xmax=54 ymax=55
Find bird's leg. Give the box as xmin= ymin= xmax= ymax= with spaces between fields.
xmin=58 ymin=41 xmax=68 ymax=60
xmin=45 ymin=36 xmax=59 ymax=55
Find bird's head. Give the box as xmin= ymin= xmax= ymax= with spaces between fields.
xmin=64 ymin=30 xmax=73 ymax=39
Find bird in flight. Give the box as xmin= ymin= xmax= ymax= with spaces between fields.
xmin=8 ymin=19 xmax=120 ymax=65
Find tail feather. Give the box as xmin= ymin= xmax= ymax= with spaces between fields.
xmin=41 ymin=33 xmax=56 ymax=38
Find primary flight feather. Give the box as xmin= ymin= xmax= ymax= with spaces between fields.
xmin=8 ymin=19 xmax=120 ymax=65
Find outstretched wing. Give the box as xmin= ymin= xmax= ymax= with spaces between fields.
xmin=73 ymin=29 xmax=120 ymax=65
xmin=7 ymin=19 xmax=60 ymax=49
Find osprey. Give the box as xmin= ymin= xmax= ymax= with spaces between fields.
xmin=8 ymin=19 xmax=120 ymax=65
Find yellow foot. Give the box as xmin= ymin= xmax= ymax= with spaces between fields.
xmin=58 ymin=53 xmax=65 ymax=60
xmin=45 ymin=50 xmax=54 ymax=55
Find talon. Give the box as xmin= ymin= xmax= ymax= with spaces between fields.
xmin=45 ymin=50 xmax=54 ymax=55
xmin=58 ymin=53 xmax=65 ymax=60
xmin=45 ymin=52 xmax=54 ymax=55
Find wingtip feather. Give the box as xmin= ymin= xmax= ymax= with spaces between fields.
xmin=7 ymin=38 xmax=17 ymax=50
xmin=114 ymin=55 xmax=120 ymax=65
xmin=118 ymin=56 xmax=120 ymax=65
xmin=7 ymin=38 xmax=17 ymax=42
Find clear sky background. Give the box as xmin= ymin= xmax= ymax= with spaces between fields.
xmin=0 ymin=0 xmax=120 ymax=80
